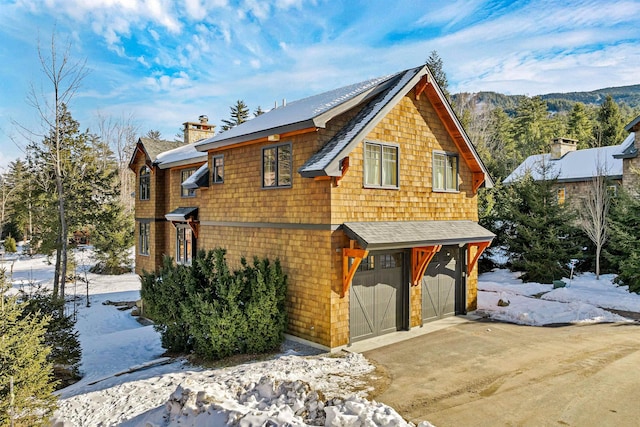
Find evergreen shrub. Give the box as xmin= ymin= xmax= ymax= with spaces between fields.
xmin=4 ymin=236 xmax=17 ymax=253
xmin=140 ymin=249 xmax=288 ymax=359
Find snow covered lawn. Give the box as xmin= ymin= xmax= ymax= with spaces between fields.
xmin=6 ymin=245 xmax=639 ymax=426
xmin=478 ymin=269 xmax=640 ymax=325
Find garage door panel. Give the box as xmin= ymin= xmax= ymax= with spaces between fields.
xmin=350 ymin=278 xmax=376 ymax=341
xmin=422 ymin=246 xmax=460 ymax=323
xmin=350 ymin=252 xmax=404 ymax=342
xmin=377 ymin=282 xmax=399 ymax=335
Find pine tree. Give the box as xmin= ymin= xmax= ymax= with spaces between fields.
xmin=425 ymin=50 xmax=449 ymax=100
xmin=19 ymin=288 xmax=82 ymax=388
xmin=220 ymin=100 xmax=250 ymax=132
xmin=0 ymin=270 xmax=57 ymax=426
xmin=567 ymin=102 xmax=595 ymax=149
xmin=145 ymin=129 xmax=162 ymax=141
xmin=513 ymin=96 xmax=555 ymax=158
xmin=501 ymin=162 xmax=582 ymax=283
xmin=594 ymin=95 xmax=625 ymax=146
xmin=605 ymin=189 xmax=640 ymax=293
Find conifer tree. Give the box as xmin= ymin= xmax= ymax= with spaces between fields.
xmin=605 ymin=189 xmax=640 ymax=293
xmin=567 ymin=102 xmax=595 ymax=148
xmin=220 ymin=100 xmax=250 ymax=131
xmin=500 ymin=162 xmax=582 ymax=283
xmin=594 ymin=95 xmax=625 ymax=146
xmin=0 ymin=270 xmax=57 ymax=426
xmin=425 ymin=50 xmax=450 ymax=100
xmin=513 ymin=96 xmax=555 ymax=158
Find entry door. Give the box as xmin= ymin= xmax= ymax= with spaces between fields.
xmin=422 ymin=246 xmax=461 ymax=323
xmin=350 ymin=252 xmax=405 ymax=342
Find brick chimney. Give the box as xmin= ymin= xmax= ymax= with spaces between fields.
xmin=183 ymin=115 xmax=215 ymax=144
xmin=550 ymin=137 xmax=578 ymax=160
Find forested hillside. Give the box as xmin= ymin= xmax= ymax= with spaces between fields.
xmin=453 ymin=84 xmax=640 ymax=116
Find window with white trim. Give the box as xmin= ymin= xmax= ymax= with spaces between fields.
xmin=433 ymin=152 xmax=458 ymax=191
xmin=364 ymin=142 xmax=398 ymax=188
xmin=263 ymin=143 xmax=292 ymax=188
xmin=139 ymin=222 xmax=150 ymax=255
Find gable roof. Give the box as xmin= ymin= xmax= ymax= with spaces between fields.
xmin=625 ymin=114 xmax=640 ymax=132
xmin=195 ymin=72 xmax=399 ymax=151
xmin=196 ymin=64 xmax=492 ymax=188
xmin=128 ymin=137 xmax=206 ymax=171
xmin=504 ymin=133 xmax=635 ymax=184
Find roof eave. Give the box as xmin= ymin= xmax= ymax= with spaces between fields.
xmin=423 ymin=71 xmax=494 ymax=189
xmin=157 ymin=157 xmax=207 ymax=170
xmin=195 ymin=120 xmax=316 ymax=152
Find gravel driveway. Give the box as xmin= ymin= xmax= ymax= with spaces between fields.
xmin=364 ymin=319 xmax=640 ymax=427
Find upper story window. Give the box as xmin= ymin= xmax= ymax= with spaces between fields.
xmin=139 ymin=166 xmax=151 ymax=200
xmin=607 ymin=184 xmax=617 ymax=197
xmin=433 ymin=152 xmax=458 ymax=192
xmin=364 ymin=141 xmax=398 ymax=188
xmin=139 ymin=221 xmax=150 ymax=255
xmin=212 ymin=155 xmax=224 ymax=184
xmin=263 ymin=143 xmax=292 ymax=188
xmin=181 ymin=168 xmax=196 ymax=197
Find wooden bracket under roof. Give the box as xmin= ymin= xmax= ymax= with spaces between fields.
xmin=414 ymin=75 xmax=429 ymax=100
xmin=342 ymin=247 xmax=368 ymax=298
xmin=467 ymin=241 xmax=491 ymax=275
xmin=411 ymin=245 xmax=441 ymax=286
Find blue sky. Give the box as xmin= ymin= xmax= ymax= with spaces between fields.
xmin=1 ymin=0 xmax=639 ymax=168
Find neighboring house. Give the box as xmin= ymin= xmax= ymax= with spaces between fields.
xmin=129 ymin=65 xmax=495 ymax=350
xmin=504 ymin=124 xmax=638 ymax=205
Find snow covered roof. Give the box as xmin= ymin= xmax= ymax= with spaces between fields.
xmin=504 ymin=133 xmax=635 ymax=184
xmin=195 ymin=72 xmax=401 ymax=151
xmin=181 ymin=163 xmax=209 ymax=189
xmin=299 ymin=67 xmax=421 ymax=177
xmin=154 ymin=142 xmax=207 ymax=169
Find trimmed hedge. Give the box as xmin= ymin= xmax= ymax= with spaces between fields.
xmin=140 ymin=249 xmax=287 ymax=360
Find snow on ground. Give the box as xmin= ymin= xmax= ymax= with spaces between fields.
xmin=478 ymin=269 xmax=640 ymax=325
xmin=5 ymin=246 xmax=432 ymax=427
xmin=5 ymin=242 xmax=639 ymax=426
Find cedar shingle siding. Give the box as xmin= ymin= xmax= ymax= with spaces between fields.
xmin=130 ymin=65 xmax=494 ymax=349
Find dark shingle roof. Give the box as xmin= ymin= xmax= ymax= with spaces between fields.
xmin=343 ymin=221 xmax=495 ymax=250
xmin=139 ymin=138 xmax=183 ymax=162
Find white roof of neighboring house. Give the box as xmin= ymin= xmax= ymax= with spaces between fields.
xmin=154 ymin=143 xmax=207 ymax=169
xmin=504 ymin=133 xmax=635 ymax=184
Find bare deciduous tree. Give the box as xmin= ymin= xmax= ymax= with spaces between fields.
xmin=95 ymin=112 xmax=139 ymax=214
xmin=25 ymin=31 xmax=89 ymax=299
xmin=580 ymin=159 xmax=611 ymax=279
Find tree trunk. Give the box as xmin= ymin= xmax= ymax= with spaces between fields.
xmin=55 ymin=171 xmax=68 ymax=301
xmin=595 ymin=244 xmax=601 ymax=280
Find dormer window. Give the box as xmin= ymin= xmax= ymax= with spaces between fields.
xmin=139 ymin=166 xmax=151 ymax=200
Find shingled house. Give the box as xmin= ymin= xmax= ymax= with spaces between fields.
xmin=130 ymin=65 xmax=495 ymax=350
xmin=504 ymin=115 xmax=640 ymax=204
